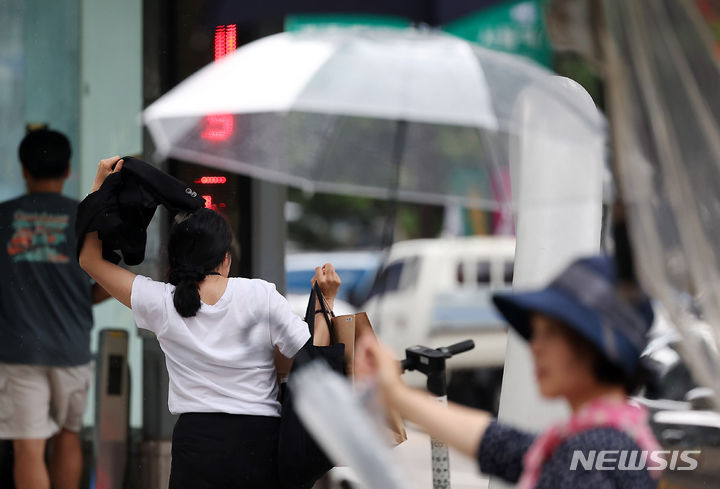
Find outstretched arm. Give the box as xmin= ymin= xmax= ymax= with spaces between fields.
xmin=78 ymin=156 xmax=136 ymax=308
xmin=389 ymin=381 xmax=492 ymax=458
xmin=356 ymin=337 xmax=493 ymax=459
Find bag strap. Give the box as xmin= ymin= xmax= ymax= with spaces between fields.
xmin=304 ymin=285 xmax=316 ymax=325
xmin=314 ymin=282 xmax=335 ymax=318
xmin=314 ymin=282 xmax=337 ymax=345
xmin=305 ymin=283 xmax=338 ymax=345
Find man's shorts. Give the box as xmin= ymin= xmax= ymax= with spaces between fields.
xmin=0 ymin=363 xmax=92 ymax=439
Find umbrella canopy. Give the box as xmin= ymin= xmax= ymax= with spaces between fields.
xmin=144 ymin=28 xmax=602 ymax=210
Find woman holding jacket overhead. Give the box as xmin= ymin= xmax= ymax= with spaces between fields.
xmin=358 ymin=255 xmax=663 ymax=489
xmin=79 ymin=156 xmax=340 ymax=489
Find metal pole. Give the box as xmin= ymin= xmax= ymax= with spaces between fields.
xmin=403 ymin=341 xmax=475 ymax=489
xmin=403 ymin=341 xmax=474 ymax=488
xmin=429 ymin=392 xmax=452 ymax=489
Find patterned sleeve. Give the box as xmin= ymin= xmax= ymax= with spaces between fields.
xmin=541 ymin=428 xmax=659 ymax=489
xmin=476 ymin=420 xmax=537 ymax=483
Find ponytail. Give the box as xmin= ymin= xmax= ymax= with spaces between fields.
xmin=169 ymin=265 xmax=206 ymax=317
xmin=167 ymin=208 xmax=233 ymax=318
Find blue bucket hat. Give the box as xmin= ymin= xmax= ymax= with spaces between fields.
xmin=492 ymin=255 xmax=653 ymax=374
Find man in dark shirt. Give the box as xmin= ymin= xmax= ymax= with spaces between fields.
xmin=0 ymin=129 xmax=109 ymax=489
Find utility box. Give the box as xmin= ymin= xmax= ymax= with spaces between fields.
xmin=140 ymin=333 xmax=176 ymax=489
xmin=95 ymin=329 xmax=130 ymax=489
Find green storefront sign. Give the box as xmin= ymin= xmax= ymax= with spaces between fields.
xmin=285 ymin=0 xmax=552 ymax=66
xmin=285 ymin=14 xmax=410 ymax=32
xmin=443 ymin=0 xmax=552 ymax=66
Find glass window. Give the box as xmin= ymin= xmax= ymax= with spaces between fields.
xmin=504 ymin=261 xmax=514 ymax=284
xmin=400 ymin=256 xmax=421 ymax=290
xmin=384 ymin=262 xmax=404 ymax=293
xmin=367 ymin=269 xmax=386 ymax=300
xmin=476 ymin=261 xmax=491 ymax=285
xmin=367 ymin=260 xmax=405 ymax=299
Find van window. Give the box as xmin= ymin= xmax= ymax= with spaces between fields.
xmin=504 ymin=261 xmax=514 ymax=284
xmin=385 ymin=262 xmax=403 ymax=293
xmin=401 ymin=256 xmax=420 ymax=290
xmin=476 ymin=261 xmax=491 ymax=285
xmin=367 ymin=261 xmax=403 ymax=299
xmin=367 ymin=257 xmax=419 ymax=299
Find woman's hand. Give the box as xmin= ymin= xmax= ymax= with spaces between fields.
xmin=355 ymin=334 xmax=406 ymax=402
xmin=356 ymin=335 xmax=493 ymax=459
xmin=311 ymin=263 xmax=341 ymax=310
xmin=90 ymin=156 xmax=124 ymax=193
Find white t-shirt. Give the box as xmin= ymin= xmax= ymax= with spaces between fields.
xmin=131 ymin=275 xmax=310 ymax=417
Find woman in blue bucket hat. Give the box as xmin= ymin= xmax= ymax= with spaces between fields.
xmin=358 ymin=255 xmax=664 ymax=489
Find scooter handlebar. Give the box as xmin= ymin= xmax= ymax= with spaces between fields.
xmin=440 ymin=339 xmax=475 ymax=357
xmin=401 ymin=339 xmax=475 ymax=373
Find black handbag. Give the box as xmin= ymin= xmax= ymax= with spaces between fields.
xmin=277 ymin=284 xmax=346 ymax=489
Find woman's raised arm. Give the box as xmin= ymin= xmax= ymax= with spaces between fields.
xmin=79 ymin=231 xmax=135 ymax=308
xmin=78 ymin=156 xmax=136 ymax=308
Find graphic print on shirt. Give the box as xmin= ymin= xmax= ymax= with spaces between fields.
xmin=6 ymin=210 xmax=70 ymax=263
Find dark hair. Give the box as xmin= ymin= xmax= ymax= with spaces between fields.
xmin=168 ymin=208 xmax=232 ymax=317
xmin=560 ymin=322 xmax=647 ymax=395
xmin=19 ymin=129 xmax=71 ymax=179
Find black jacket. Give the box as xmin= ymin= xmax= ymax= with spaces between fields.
xmin=75 ymin=156 xmax=206 ymax=265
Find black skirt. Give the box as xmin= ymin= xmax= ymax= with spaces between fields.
xmin=169 ymin=412 xmax=280 ymax=489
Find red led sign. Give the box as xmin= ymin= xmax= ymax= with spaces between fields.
xmin=195 ymin=176 xmax=228 ymax=184
xmin=201 ymin=114 xmax=234 ymax=142
xmin=203 ymin=195 xmax=215 ymax=210
xmin=203 ymin=25 xmax=238 ymax=142
xmin=214 ymin=24 xmax=237 ymax=61
xmin=202 ymin=194 xmax=227 ymax=211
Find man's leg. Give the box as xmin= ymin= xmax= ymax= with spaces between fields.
xmin=48 ymin=429 xmax=82 ymax=489
xmin=47 ymin=364 xmax=92 ymax=489
xmin=13 ymin=438 xmax=49 ymax=489
xmin=1 ymin=364 xmax=55 ymax=489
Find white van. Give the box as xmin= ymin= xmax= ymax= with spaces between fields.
xmin=362 ymin=236 xmax=515 ymax=412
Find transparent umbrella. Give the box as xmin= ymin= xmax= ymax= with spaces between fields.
xmin=143 ymin=27 xmax=603 ymax=222
xmin=603 ymin=0 xmax=720 ymax=409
